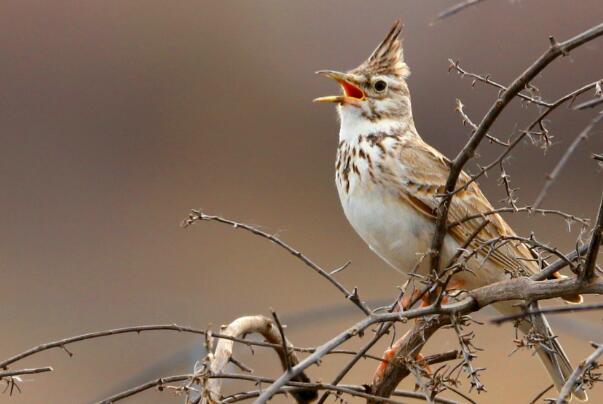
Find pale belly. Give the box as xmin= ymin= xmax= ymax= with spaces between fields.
xmin=337 ymin=183 xmax=505 ymax=291
xmin=338 ymin=184 xmax=437 ymax=275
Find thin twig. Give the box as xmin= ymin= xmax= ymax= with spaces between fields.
xmin=429 ymin=23 xmax=603 ymax=277
xmin=183 ymin=211 xmax=371 ymax=315
xmin=435 ymin=0 xmax=489 ymax=22
xmin=529 ymin=384 xmax=554 ymax=404
xmin=270 ymin=310 xmax=292 ymax=372
xmin=0 ymin=324 xmax=205 ymax=370
xmin=97 ymin=372 xmax=460 ymax=404
xmin=574 ymin=97 xmax=603 ymax=110
xmin=447 ymin=206 xmax=589 ymax=229
xmin=581 ymin=188 xmax=603 ymax=282
xmin=533 ymin=114 xmax=603 ymax=208
xmin=448 ymin=79 xmax=603 ymax=197
xmin=0 ymin=367 xmax=53 ymax=379
xmin=254 ymin=276 xmax=603 ymax=403
xmin=223 ymin=386 xmax=458 ymax=404
xmin=316 ymin=291 xmax=403 ymax=404
xmin=556 ymin=343 xmax=603 ymax=403
xmin=491 ymin=302 xmax=603 ymax=324
xmin=450 ymin=61 xmax=551 ymax=107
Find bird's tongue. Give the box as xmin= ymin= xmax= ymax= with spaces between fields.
xmin=341 ymin=81 xmax=364 ymax=99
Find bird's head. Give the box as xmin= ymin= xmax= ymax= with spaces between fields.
xmin=314 ymin=21 xmax=412 ymax=124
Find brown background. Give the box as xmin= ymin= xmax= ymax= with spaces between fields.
xmin=1 ymin=1 xmax=602 ymax=403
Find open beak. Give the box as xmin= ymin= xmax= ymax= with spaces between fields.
xmin=313 ymin=70 xmax=365 ymax=104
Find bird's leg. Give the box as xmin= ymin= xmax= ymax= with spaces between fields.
xmin=438 ymin=278 xmax=465 ymax=305
xmin=376 ymin=280 xmax=465 ymax=379
xmin=374 ymin=324 xmax=435 ymax=381
xmin=375 ymin=296 xmax=434 ymax=379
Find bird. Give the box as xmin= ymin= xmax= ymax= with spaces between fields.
xmin=314 ymin=21 xmax=587 ymax=401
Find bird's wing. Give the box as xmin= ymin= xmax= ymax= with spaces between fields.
xmin=385 ymin=137 xmax=538 ymax=277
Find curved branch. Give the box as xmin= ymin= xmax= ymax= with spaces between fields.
xmin=0 ymin=324 xmax=205 ymax=370
xmin=198 ymin=315 xmax=316 ymax=404
xmin=183 ymin=210 xmax=371 ymax=315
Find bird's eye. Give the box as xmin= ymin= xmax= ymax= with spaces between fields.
xmin=373 ymin=80 xmax=387 ymax=93
xmin=373 ymin=80 xmax=387 ymax=92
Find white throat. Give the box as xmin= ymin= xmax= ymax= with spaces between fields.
xmin=337 ymin=105 xmax=405 ymax=142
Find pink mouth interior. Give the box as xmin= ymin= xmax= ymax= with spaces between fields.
xmin=341 ymin=81 xmax=364 ymax=99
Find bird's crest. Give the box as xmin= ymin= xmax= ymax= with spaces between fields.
xmin=354 ymin=20 xmax=409 ymax=78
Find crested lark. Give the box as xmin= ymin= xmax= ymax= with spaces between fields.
xmin=315 ymin=21 xmax=586 ymax=401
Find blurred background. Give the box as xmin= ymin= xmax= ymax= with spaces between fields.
xmin=1 ymin=1 xmax=602 ymax=403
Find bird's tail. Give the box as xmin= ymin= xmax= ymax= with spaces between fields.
xmin=493 ymin=301 xmax=588 ymax=401
xmin=516 ymin=306 xmax=588 ymax=402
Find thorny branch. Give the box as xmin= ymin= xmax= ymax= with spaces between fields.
xmin=98 ymin=372 xmax=461 ymax=404
xmin=0 ymin=324 xmax=206 ymax=370
xmin=182 ymin=210 xmax=371 ymax=315
xmin=533 ymin=114 xmax=603 ymax=209
xmin=4 ymin=16 xmax=603 ymax=404
xmin=429 ymin=22 xmax=603 ymax=277
xmin=556 ymin=343 xmax=603 ymax=404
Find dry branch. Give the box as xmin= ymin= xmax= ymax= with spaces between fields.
xmin=582 ymin=189 xmax=603 ymax=282
xmin=99 ymin=372 xmax=460 ymax=404
xmin=556 ymin=343 xmax=603 ymax=403
xmin=369 ymin=316 xmax=453 ymax=402
xmin=195 ymin=315 xmax=315 ymax=404
xmin=491 ymin=302 xmax=603 ymax=324
xmin=0 ymin=367 xmax=53 ymax=379
xmin=429 ymin=22 xmax=603 ymax=276
xmin=255 ymin=275 xmax=603 ymax=403
xmin=533 ymin=114 xmax=603 ymax=208
xmin=0 ymin=324 xmax=205 ymax=370
xmin=182 ymin=211 xmax=371 ymax=315
xmin=435 ymin=0 xmax=489 ymax=22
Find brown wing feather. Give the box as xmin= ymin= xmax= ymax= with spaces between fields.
xmin=388 ymin=138 xmax=537 ymax=277
xmin=387 ymin=136 xmax=581 ymax=303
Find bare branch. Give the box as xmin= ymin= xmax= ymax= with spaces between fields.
xmin=491 ymin=302 xmax=603 ymax=324
xmin=0 ymin=367 xmax=53 ymax=379
xmin=450 ymin=61 xmax=551 ymax=107
xmin=223 ymin=385 xmax=459 ymax=404
xmin=533 ymin=113 xmax=603 ymax=208
xmin=429 ymin=22 xmax=603 ymax=276
xmin=532 ymin=244 xmax=590 ymax=281
xmin=99 ymin=372 xmax=460 ymax=404
xmin=197 ymin=315 xmax=315 ymax=404
xmin=556 ymin=343 xmax=603 ymax=403
xmin=447 ymin=206 xmax=589 ymax=229
xmin=270 ymin=310 xmax=292 ymax=372
xmin=581 ymin=188 xmax=603 ymax=282
xmin=96 ymin=374 xmax=191 ymax=403
xmin=448 ymin=80 xmax=603 ymax=197
xmin=455 ymin=98 xmax=510 ymax=146
xmin=435 ymin=0 xmax=489 ymax=22
xmin=369 ymin=316 xmax=452 ymax=402
xmin=529 ymin=384 xmax=554 ymax=404
xmin=316 ymin=292 xmax=403 ymax=404
xmin=0 ymin=324 xmax=205 ymax=370
xmin=574 ymin=98 xmax=603 ymax=110
xmin=183 ymin=210 xmax=371 ymax=315
xmin=254 ymin=276 xmax=603 ymax=403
